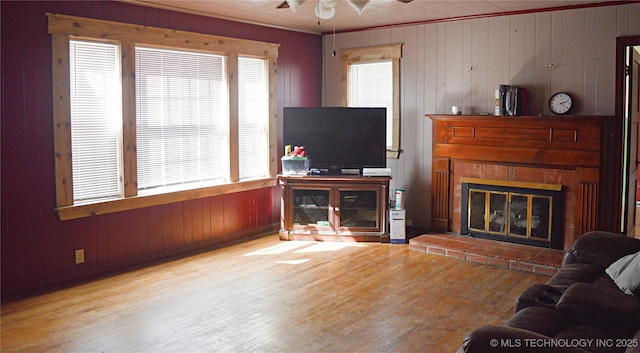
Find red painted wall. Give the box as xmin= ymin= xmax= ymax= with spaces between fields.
xmin=1 ymin=1 xmax=322 ymax=300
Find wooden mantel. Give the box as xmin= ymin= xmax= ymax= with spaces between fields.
xmin=427 ymin=114 xmax=616 ymax=249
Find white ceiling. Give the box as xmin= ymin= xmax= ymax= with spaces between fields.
xmin=121 ymin=0 xmax=616 ymax=33
xmin=121 ymin=0 xmax=618 ymax=34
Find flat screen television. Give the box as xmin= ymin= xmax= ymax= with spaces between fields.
xmin=283 ymin=107 xmax=387 ymax=175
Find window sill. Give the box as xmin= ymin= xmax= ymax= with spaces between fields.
xmin=387 ymin=149 xmax=401 ymax=159
xmin=56 ymin=177 xmax=278 ymax=221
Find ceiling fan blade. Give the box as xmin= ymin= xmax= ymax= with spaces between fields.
xmin=278 ymin=0 xmax=307 ymax=13
xmin=347 ymin=0 xmax=370 ymax=14
xmin=396 ymin=0 xmax=414 ymax=3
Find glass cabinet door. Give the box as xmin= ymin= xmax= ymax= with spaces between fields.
xmin=292 ymin=188 xmax=331 ymax=230
xmin=337 ymin=188 xmax=379 ymax=230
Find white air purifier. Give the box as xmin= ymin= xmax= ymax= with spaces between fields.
xmin=390 ymin=209 xmax=406 ymax=244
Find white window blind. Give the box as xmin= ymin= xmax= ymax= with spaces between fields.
xmin=348 ymin=61 xmax=393 ymax=149
xmin=238 ymin=57 xmax=269 ymax=180
xmin=135 ymin=47 xmax=229 ymax=193
xmin=69 ymin=40 xmax=123 ymax=204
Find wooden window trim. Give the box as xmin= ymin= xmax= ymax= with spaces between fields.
xmin=48 ymin=13 xmax=279 ymax=220
xmin=340 ymin=44 xmax=402 ymax=159
xmin=55 ymin=178 xmax=277 ymax=221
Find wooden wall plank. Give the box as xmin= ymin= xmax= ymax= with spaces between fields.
xmin=162 ymin=205 xmax=172 ymax=250
xmin=211 ymin=196 xmax=225 ymax=239
xmin=469 ymin=19 xmax=489 ymax=113
xmin=201 ymin=197 xmax=213 ymax=241
xmin=148 ymin=206 xmax=164 ymax=253
xmin=487 ymin=17 xmax=510 ymax=97
xmin=423 ymin=25 xmax=438 ymax=114
xmin=191 ymin=199 xmax=204 ymax=243
xmin=436 ymin=23 xmax=447 ymax=114
xmin=618 ymin=4 xmax=630 ymax=37
xmin=180 ymin=203 xmax=192 ymax=245
xmin=509 ymin=15 xmax=526 ymax=86
xmin=106 ymin=213 xmax=128 ymax=263
xmin=550 ymin=11 xmax=563 ymax=95
xmin=461 ymin=20 xmax=473 ymax=111
xmin=96 ymin=217 xmax=110 ymax=266
xmin=125 ymin=209 xmax=149 ymax=259
xmin=534 ymin=12 xmax=553 ymax=115
xmin=583 ymin=8 xmax=598 ymax=114
xmin=222 ymin=193 xmax=244 ymax=236
xmin=630 ymin=3 xmax=640 ymax=34
xmin=171 ymin=203 xmax=185 ymax=247
xmin=445 ymin=21 xmax=463 ymax=112
xmin=595 ymin=6 xmax=617 ymax=115
xmin=522 ymin=14 xmax=536 ymax=115
xmin=563 ymin=9 xmax=586 ymax=106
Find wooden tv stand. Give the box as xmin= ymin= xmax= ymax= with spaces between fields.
xmin=278 ymin=175 xmax=391 ymax=242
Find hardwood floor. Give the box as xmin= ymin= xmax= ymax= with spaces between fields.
xmin=1 ymin=234 xmax=550 ymax=352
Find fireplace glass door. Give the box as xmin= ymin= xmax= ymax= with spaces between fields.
xmin=469 ymin=191 xmax=509 ymax=235
xmin=464 ymin=183 xmax=557 ymax=247
xmin=468 ymin=189 xmax=552 ymax=241
xmin=509 ymin=193 xmax=552 ymax=241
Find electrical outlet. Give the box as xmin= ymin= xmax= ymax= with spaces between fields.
xmin=75 ymin=249 xmax=85 ymax=264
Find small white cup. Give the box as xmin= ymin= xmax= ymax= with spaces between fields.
xmin=452 ymin=106 xmax=460 ymax=115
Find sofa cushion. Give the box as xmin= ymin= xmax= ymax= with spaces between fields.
xmin=606 ymin=251 xmax=640 ymax=296
xmin=591 ymin=274 xmax=619 ymax=290
xmin=460 ymin=325 xmax=590 ymax=353
xmin=547 ymin=263 xmax=606 ymax=290
xmin=564 ymin=232 xmax=640 ymax=268
xmin=506 ymin=306 xmax=574 ymax=337
xmin=554 ymin=325 xmax=627 ymax=353
xmin=556 ymin=283 xmax=640 ymax=337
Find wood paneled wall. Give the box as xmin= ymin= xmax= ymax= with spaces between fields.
xmin=323 ymin=3 xmax=640 ymax=229
xmin=0 ymin=1 xmax=322 ymax=300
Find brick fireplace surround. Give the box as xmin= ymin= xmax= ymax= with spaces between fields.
xmin=427 ymin=115 xmax=616 ymax=250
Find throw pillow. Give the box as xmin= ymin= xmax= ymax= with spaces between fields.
xmin=605 ymin=251 xmax=640 ymax=296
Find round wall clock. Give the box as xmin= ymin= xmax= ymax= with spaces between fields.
xmin=549 ymin=92 xmax=573 ymax=115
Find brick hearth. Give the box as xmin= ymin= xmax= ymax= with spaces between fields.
xmin=409 ymin=233 xmax=565 ymax=275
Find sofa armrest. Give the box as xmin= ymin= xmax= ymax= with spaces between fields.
xmin=459 ymin=325 xmax=589 ymax=353
xmin=557 ymin=282 xmax=640 ymax=337
xmin=563 ymin=231 xmax=640 ymax=268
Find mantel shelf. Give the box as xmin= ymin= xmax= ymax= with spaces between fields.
xmin=427 ymin=114 xmax=613 ymax=121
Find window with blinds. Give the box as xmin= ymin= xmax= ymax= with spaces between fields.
xmin=238 ymin=57 xmax=269 ymax=180
xmin=69 ymin=40 xmax=123 ymax=204
xmin=52 ymin=14 xmax=279 ymax=217
xmin=348 ymin=60 xmax=393 ymax=149
xmin=135 ymin=47 xmax=229 ymax=193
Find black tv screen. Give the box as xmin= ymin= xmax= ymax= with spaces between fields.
xmin=283 ymin=107 xmax=387 ymax=174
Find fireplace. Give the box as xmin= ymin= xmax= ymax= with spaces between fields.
xmin=460 ymin=178 xmax=563 ymax=249
xmin=427 ymin=114 xmax=617 ymax=250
